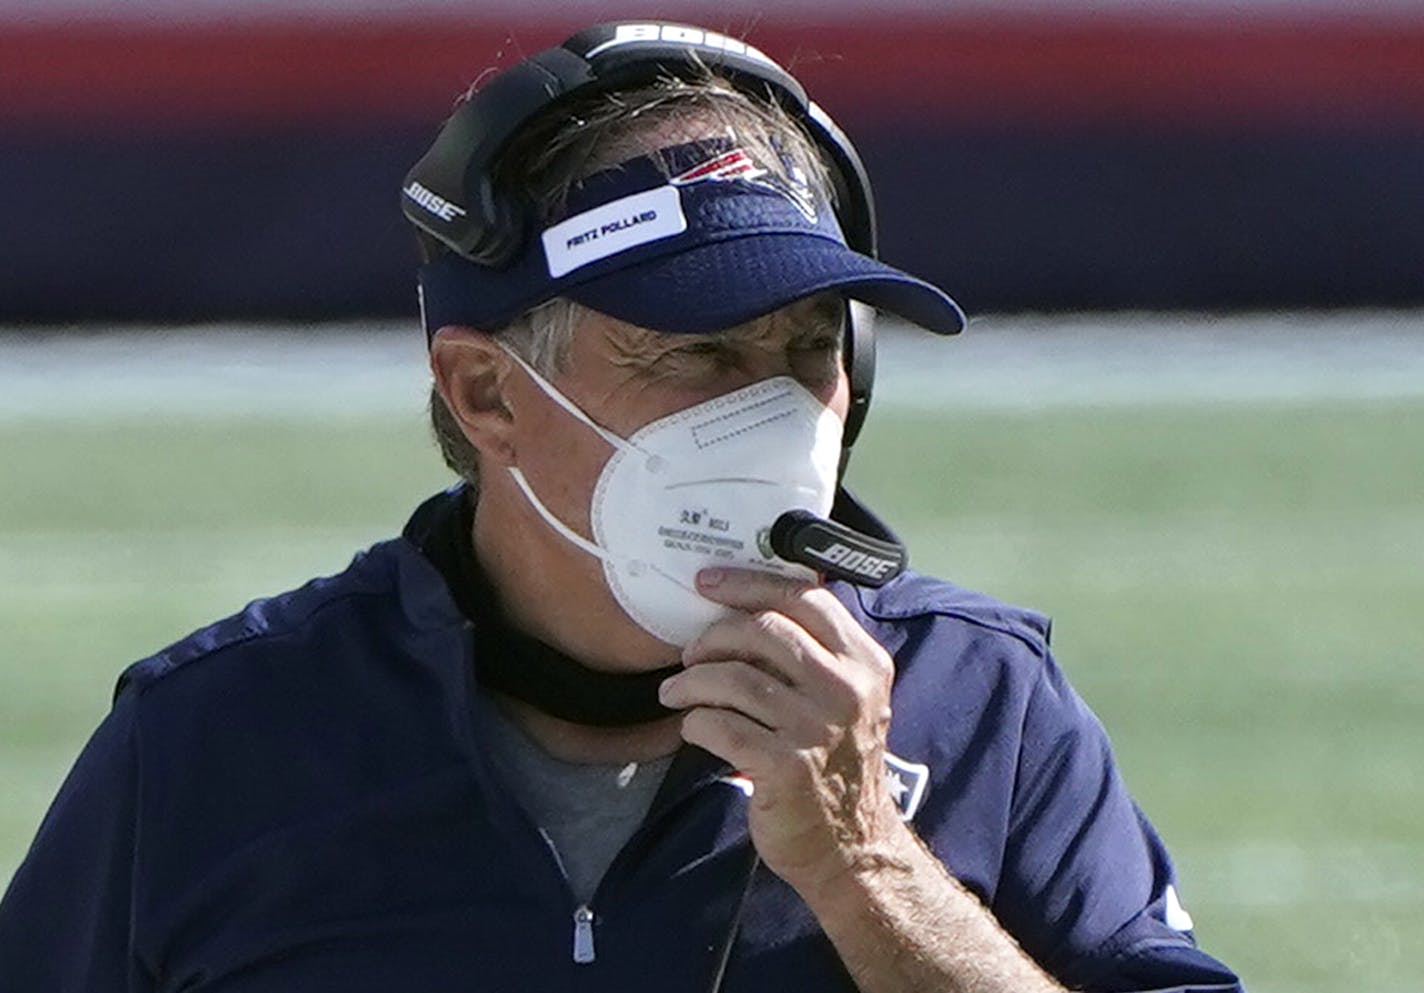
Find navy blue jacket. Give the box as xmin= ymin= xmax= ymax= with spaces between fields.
xmin=0 ymin=490 xmax=1242 ymax=992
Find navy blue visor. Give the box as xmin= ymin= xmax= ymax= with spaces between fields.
xmin=419 ymin=141 xmax=965 ymax=339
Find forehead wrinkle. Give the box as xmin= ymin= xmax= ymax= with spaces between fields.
xmin=601 ymin=320 xmax=679 ymax=370
xmin=588 ymin=291 xmax=845 ymax=376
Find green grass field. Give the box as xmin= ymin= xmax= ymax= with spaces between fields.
xmin=2 ymin=342 xmax=1421 ymax=992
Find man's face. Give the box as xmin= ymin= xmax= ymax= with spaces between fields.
xmin=502 ymin=293 xmax=851 ymax=541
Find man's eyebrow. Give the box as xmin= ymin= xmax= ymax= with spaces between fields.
xmin=799 ymin=298 xmax=847 ymax=338
xmin=603 ymin=323 xmax=689 ymax=369
xmin=601 ymin=293 xmax=844 ymax=369
xmin=719 ymin=297 xmax=845 ymax=346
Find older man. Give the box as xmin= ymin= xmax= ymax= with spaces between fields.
xmin=0 ymin=21 xmax=1241 ymax=993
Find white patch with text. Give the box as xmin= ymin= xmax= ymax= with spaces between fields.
xmin=542 ymin=185 xmax=686 ymax=278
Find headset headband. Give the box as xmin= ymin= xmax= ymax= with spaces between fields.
xmin=401 ymin=20 xmax=877 ymax=266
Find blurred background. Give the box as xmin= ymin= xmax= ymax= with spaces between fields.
xmin=1 ymin=2 xmax=1422 ymax=992
xmin=4 ymin=0 xmax=1424 ymax=319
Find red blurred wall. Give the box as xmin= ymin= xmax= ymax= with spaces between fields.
xmin=3 ymin=8 xmax=1422 ymax=320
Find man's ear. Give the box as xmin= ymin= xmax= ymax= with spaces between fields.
xmin=429 ymin=326 xmax=518 ymax=466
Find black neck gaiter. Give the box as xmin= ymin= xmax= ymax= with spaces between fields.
xmin=405 ymin=489 xmax=683 ymax=728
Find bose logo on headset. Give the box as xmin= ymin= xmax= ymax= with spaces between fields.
xmin=404 ymin=180 xmax=467 ymax=223
xmin=586 ymin=24 xmax=777 ymax=65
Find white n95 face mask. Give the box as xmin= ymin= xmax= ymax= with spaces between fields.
xmin=502 ymin=347 xmax=843 ymax=646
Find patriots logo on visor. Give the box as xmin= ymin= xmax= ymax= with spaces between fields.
xmin=670 ymin=148 xmax=819 ymax=223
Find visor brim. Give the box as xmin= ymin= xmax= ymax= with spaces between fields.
xmin=564 ymin=232 xmax=965 ymax=336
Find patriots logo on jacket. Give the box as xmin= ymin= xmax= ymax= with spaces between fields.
xmin=670 ymin=148 xmax=819 ymax=223
xmin=883 ymin=751 xmax=929 ymax=821
xmin=719 ymin=751 xmax=929 ymax=821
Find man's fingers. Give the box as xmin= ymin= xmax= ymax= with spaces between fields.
xmin=683 ymin=611 xmax=861 ymax=718
xmin=695 ymin=567 xmax=858 ymax=653
xmin=678 ymin=706 xmax=780 ymax=776
xmin=694 ymin=568 xmax=893 ymax=687
xmin=660 ymin=661 xmax=824 ymax=739
xmin=684 ymin=607 xmax=818 ymax=678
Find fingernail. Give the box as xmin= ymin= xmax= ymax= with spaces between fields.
xmin=698 ymin=568 xmax=724 ymax=588
xmin=658 ymin=677 xmax=678 ymax=704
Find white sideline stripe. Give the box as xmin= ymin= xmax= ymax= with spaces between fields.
xmin=1180 ymin=840 xmax=1424 ymax=909
xmin=1 ymin=312 xmax=1422 ymax=421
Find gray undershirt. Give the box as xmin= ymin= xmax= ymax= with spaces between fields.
xmin=482 ymin=704 xmax=674 ymax=905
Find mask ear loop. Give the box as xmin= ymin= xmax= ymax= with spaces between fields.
xmin=507 ymin=466 xmax=700 ymax=600
xmin=498 ymin=342 xmax=662 ymax=469
xmin=506 ymin=466 xmax=610 ymax=563
xmin=498 ymin=343 xmax=672 ymax=581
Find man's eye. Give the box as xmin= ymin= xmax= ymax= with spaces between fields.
xmin=791 ymin=336 xmax=840 ymax=353
xmin=646 ymin=341 xmax=730 ymax=376
xmin=681 ymin=341 xmax=724 ymax=356
xmin=789 ymin=336 xmax=841 ymax=387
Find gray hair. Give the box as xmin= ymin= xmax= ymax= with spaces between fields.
xmin=428 ymin=296 xmax=587 ymax=488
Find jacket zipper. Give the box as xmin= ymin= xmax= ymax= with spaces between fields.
xmin=539 ymin=827 xmax=598 ymax=964
xmin=536 ymin=757 xmax=733 ymax=967
xmin=572 ymin=905 xmax=596 ymax=964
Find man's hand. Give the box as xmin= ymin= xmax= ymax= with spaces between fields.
xmin=658 ymin=567 xmax=1064 ymax=993
xmin=657 ymin=566 xmax=909 ymax=897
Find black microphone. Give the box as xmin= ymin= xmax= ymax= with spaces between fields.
xmin=769 ymin=510 xmax=907 ymax=587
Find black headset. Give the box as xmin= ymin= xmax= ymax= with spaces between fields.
xmin=402 ymin=20 xmax=881 ymax=454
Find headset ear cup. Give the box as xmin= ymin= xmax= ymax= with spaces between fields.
xmin=465 ymin=180 xmax=526 ymax=266
xmin=841 ymin=299 xmax=877 ymax=452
